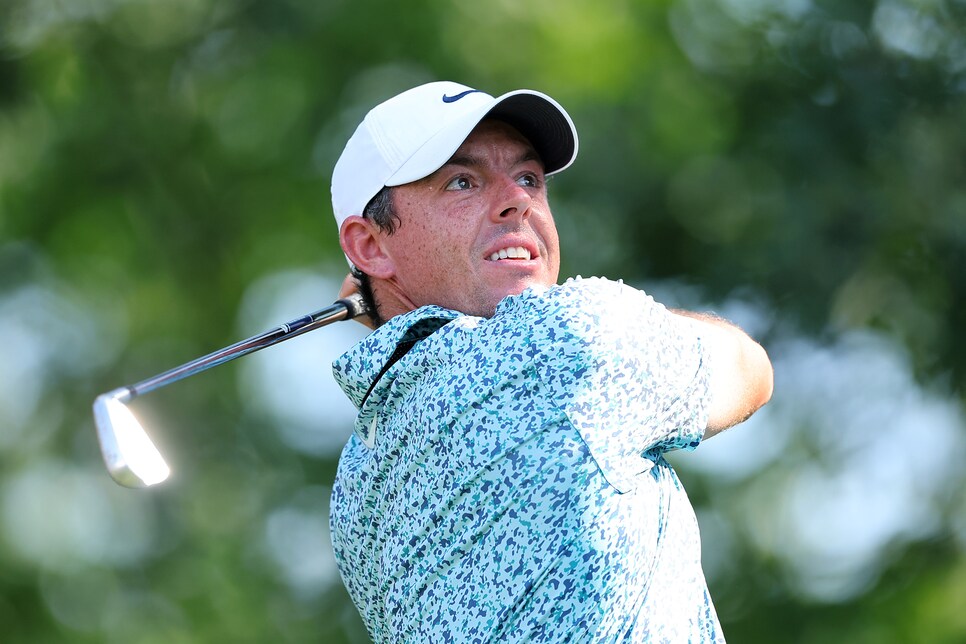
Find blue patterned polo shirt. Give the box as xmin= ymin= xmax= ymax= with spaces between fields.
xmin=330 ymin=277 xmax=723 ymax=643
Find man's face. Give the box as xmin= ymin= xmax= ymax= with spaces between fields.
xmin=378 ymin=120 xmax=561 ymax=317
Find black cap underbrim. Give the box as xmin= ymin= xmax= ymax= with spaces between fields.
xmin=486 ymin=93 xmax=578 ymax=176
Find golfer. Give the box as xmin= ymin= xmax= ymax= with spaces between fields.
xmin=328 ymin=81 xmax=773 ymax=643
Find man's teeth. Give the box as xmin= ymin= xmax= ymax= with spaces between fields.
xmin=489 ymin=247 xmax=531 ymax=261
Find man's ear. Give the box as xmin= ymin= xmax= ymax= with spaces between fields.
xmin=339 ymin=216 xmax=396 ymax=279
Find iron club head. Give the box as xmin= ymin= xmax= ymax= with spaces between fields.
xmin=92 ymin=293 xmax=367 ymax=487
xmin=93 ymin=388 xmax=171 ymax=488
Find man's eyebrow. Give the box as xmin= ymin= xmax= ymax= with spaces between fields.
xmin=443 ymin=153 xmax=484 ymax=169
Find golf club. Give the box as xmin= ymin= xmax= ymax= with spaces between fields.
xmin=93 ymin=292 xmax=368 ymax=488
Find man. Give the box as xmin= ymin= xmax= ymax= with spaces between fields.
xmin=328 ymin=81 xmax=773 ymax=643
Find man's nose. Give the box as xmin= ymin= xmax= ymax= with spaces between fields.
xmin=491 ymin=177 xmax=532 ymax=222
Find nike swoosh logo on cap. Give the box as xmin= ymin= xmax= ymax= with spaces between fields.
xmin=442 ymin=89 xmax=482 ymax=103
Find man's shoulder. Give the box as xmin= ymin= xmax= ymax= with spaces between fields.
xmin=496 ymin=276 xmax=638 ymax=318
xmin=497 ymin=276 xmax=659 ymax=337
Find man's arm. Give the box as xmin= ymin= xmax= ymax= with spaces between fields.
xmin=672 ymin=310 xmax=774 ymax=439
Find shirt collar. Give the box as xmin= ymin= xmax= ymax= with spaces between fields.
xmin=332 ymin=305 xmax=462 ymax=410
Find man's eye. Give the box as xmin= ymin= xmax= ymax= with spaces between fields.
xmin=445 ymin=176 xmax=472 ymax=191
xmin=517 ymin=173 xmax=539 ymax=188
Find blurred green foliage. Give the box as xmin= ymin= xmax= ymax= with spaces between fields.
xmin=0 ymin=0 xmax=964 ymax=641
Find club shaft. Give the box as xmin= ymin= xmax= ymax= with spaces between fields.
xmin=124 ymin=294 xmax=367 ymax=400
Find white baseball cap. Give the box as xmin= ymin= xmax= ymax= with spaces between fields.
xmin=331 ymin=81 xmax=578 ymax=228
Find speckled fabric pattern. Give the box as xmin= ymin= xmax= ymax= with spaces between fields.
xmin=330 ymin=277 xmax=722 ymax=643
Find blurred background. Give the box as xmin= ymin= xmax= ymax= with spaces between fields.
xmin=1 ymin=0 xmax=964 ymax=641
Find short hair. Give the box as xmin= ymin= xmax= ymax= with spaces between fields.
xmin=363 ymin=186 xmax=400 ymax=234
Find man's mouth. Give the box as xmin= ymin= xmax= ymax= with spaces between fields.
xmin=488 ymin=246 xmax=532 ymax=261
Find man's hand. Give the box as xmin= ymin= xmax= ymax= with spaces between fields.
xmin=339 ymin=273 xmax=377 ymax=330
xmin=673 ymin=310 xmax=773 ymax=439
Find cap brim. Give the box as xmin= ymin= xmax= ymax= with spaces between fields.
xmin=385 ymin=89 xmax=578 ymax=187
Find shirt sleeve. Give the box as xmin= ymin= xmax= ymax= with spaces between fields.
xmin=524 ymin=278 xmax=712 ymax=493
